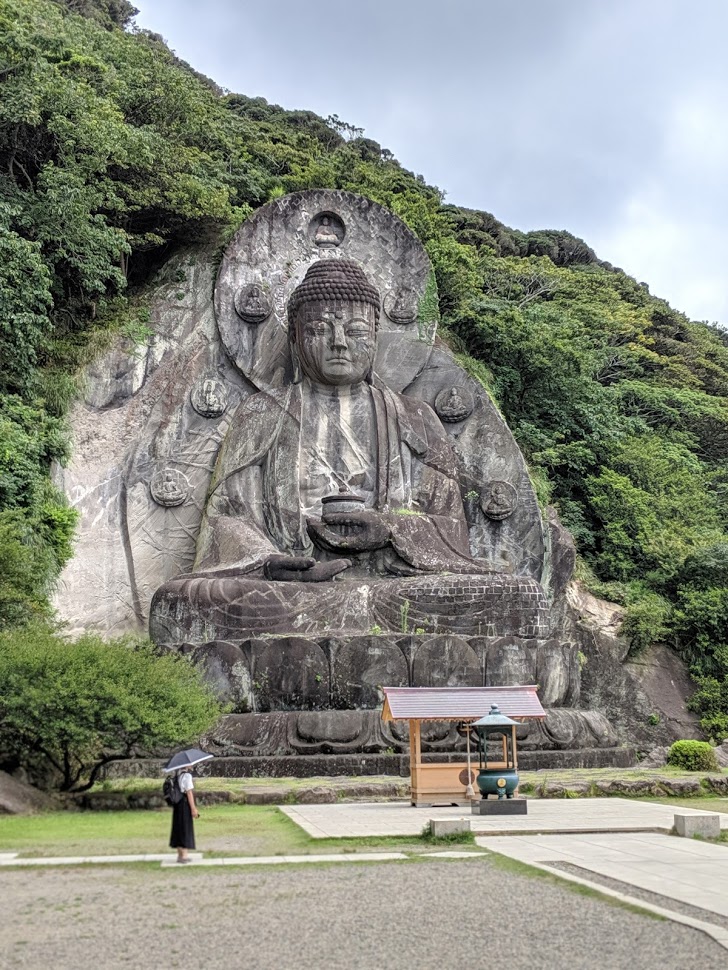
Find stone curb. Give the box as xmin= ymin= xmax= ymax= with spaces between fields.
xmin=0 ymin=849 xmax=487 ymax=869
xmin=0 ymin=853 xmax=204 ymax=866
xmin=160 ymin=852 xmax=410 ymax=867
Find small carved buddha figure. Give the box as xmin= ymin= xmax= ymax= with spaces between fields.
xmin=449 ymin=388 xmax=463 ymax=406
xmin=203 ymin=380 xmax=220 ymax=410
xmin=243 ymin=285 xmax=265 ymax=316
xmin=483 ymin=482 xmax=514 ymax=520
xmin=314 ymin=216 xmax=340 ymax=248
xmin=162 ymin=472 xmax=182 ymax=499
xmin=390 ymin=288 xmax=417 ymax=323
xmin=150 ymin=260 xmax=549 ymax=642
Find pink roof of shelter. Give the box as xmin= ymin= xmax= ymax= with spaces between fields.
xmin=381 ymin=686 xmax=545 ymax=722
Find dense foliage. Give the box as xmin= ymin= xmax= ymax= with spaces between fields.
xmin=1 ymin=0 xmax=726 ymax=713
xmin=0 ymin=624 xmax=222 ymax=790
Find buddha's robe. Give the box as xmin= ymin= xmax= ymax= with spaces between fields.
xmin=150 ymin=380 xmax=550 ymax=642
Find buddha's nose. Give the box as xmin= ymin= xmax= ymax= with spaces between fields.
xmin=330 ymin=321 xmax=347 ymax=350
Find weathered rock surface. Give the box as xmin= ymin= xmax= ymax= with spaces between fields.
xmin=0 ymin=771 xmax=58 ymax=815
xmin=638 ymin=746 xmax=669 ymax=769
xmin=557 ymin=583 xmax=700 ymax=749
xmin=714 ymin=741 xmax=728 ymax=768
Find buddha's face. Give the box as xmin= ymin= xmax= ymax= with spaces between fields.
xmin=294 ymin=300 xmax=377 ymax=385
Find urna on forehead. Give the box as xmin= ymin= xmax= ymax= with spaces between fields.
xmin=287 ymin=259 xmax=381 ymax=326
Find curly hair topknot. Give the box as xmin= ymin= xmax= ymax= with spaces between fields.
xmin=287 ymin=259 xmax=381 ymax=325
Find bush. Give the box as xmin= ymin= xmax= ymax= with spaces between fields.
xmin=0 ymin=624 xmax=223 ymax=791
xmin=666 ymin=740 xmax=719 ymax=772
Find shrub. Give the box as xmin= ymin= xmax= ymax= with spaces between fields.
xmin=0 ymin=624 xmax=223 ymax=791
xmin=666 ymin=740 xmax=719 ymax=772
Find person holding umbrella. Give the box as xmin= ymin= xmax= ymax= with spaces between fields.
xmin=163 ymin=748 xmax=213 ymax=864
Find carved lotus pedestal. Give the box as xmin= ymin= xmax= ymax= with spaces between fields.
xmin=166 ymin=633 xmax=633 ymax=774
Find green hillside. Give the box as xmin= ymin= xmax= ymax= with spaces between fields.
xmin=1 ymin=0 xmax=727 ymax=730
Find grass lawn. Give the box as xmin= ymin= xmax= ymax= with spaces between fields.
xmin=3 ymin=766 xmax=727 ymax=860
xmin=517 ymin=765 xmax=728 ymax=790
xmin=0 ymin=804 xmax=452 ymax=858
xmin=643 ymin=795 xmax=728 ymax=814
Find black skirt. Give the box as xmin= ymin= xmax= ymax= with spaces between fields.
xmin=169 ymin=798 xmax=195 ymax=850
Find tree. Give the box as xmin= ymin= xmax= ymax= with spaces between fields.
xmin=0 ymin=223 xmax=53 ymax=397
xmin=0 ymin=626 xmax=223 ymax=791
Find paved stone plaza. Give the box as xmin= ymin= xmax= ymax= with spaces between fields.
xmin=281 ymin=796 xmax=728 ymax=838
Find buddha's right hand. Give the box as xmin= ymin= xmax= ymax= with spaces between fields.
xmin=263 ymin=554 xmax=352 ymax=583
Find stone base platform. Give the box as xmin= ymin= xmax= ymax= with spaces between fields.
xmin=282 ymin=798 xmax=728 ymax=839
xmin=473 ymin=799 xmax=528 ymax=815
xmin=107 ymin=747 xmax=637 ymax=780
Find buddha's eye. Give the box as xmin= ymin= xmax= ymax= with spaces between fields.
xmin=346 ymin=327 xmax=370 ymax=338
xmin=305 ymin=324 xmax=326 ymax=337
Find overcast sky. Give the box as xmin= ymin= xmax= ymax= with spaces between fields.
xmin=135 ymin=0 xmax=728 ymax=327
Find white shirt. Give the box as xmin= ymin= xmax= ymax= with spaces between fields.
xmin=178 ymin=771 xmax=194 ymax=793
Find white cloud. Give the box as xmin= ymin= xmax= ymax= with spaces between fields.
xmin=591 ymin=184 xmax=727 ymax=324
xmin=134 ymin=0 xmax=728 ymax=325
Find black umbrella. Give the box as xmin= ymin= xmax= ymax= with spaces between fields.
xmin=162 ymin=748 xmax=214 ymax=773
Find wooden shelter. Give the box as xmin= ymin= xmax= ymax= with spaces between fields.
xmin=381 ymin=686 xmax=546 ymax=807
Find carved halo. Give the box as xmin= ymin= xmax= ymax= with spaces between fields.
xmin=214 ymin=190 xmax=439 ymax=392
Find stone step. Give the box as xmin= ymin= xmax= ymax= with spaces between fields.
xmin=106 ymin=747 xmax=637 ymax=781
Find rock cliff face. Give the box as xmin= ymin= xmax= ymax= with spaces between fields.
xmin=556 ymin=584 xmax=700 ymax=748
xmin=52 ymin=191 xmax=698 ymax=765
xmin=53 ymin=245 xmax=251 ymax=635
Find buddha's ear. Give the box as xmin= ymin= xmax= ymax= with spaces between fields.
xmin=288 ymin=311 xmax=302 ymax=382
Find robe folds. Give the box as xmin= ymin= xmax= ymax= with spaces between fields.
xmin=192 ymin=379 xmax=491 ymax=578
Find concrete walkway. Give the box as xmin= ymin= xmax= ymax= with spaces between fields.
xmin=281 ymin=797 xmax=728 ymax=839
xmin=160 ymin=850 xmax=485 ymax=867
xmin=0 ymin=849 xmax=487 ymax=869
xmin=477 ymin=831 xmax=728 ymax=951
xmin=0 ymin=851 xmax=204 ymax=866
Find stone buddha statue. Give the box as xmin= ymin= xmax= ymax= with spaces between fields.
xmin=150 ymin=259 xmax=549 ymax=644
xmin=314 ymin=216 xmax=340 ymax=248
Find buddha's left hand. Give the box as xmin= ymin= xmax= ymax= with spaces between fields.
xmin=307 ymin=510 xmax=390 ymax=552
